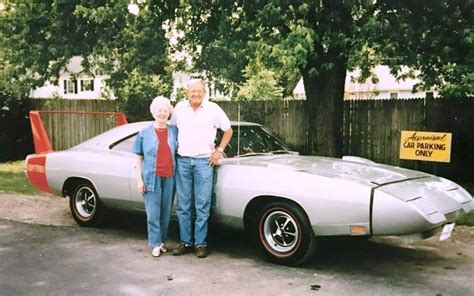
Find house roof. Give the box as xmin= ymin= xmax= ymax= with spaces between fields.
xmin=345 ymin=65 xmax=422 ymax=93
xmin=293 ymin=65 xmax=431 ymax=95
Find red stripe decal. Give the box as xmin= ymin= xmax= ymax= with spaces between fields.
xmin=26 ymin=154 xmax=52 ymax=193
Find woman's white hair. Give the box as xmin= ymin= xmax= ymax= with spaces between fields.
xmin=149 ymin=96 xmax=173 ymax=115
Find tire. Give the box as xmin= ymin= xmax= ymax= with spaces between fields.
xmin=255 ymin=201 xmax=317 ymax=266
xmin=69 ymin=183 xmax=104 ymax=227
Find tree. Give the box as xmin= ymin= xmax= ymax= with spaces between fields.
xmin=114 ymin=69 xmax=171 ymax=122
xmin=1 ymin=1 xmax=471 ymax=156
xmin=0 ymin=0 xmax=177 ymax=102
xmin=237 ymin=59 xmax=284 ymax=101
xmin=177 ymin=0 xmax=473 ymax=156
xmin=367 ymin=1 xmax=473 ymax=97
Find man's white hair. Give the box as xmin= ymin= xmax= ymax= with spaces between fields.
xmin=149 ymin=96 xmax=173 ymax=115
xmin=186 ymin=78 xmax=206 ymax=92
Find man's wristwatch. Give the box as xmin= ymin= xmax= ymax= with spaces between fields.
xmin=216 ymin=147 xmax=224 ymax=153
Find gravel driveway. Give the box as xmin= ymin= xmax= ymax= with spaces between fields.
xmin=0 ymin=193 xmax=74 ymax=226
xmin=1 ymin=192 xmax=474 ymax=295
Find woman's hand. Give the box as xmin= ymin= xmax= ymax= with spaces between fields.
xmin=137 ymin=179 xmax=146 ymax=193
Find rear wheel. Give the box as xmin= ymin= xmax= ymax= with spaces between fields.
xmin=69 ymin=183 xmax=103 ymax=227
xmin=255 ymin=201 xmax=317 ymax=266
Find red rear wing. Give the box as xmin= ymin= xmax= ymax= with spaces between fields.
xmin=29 ymin=110 xmax=128 ymax=154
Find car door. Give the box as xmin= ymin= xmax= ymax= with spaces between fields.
xmin=108 ymin=133 xmax=146 ymax=210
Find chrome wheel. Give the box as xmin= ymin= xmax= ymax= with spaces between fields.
xmin=262 ymin=210 xmax=299 ymax=253
xmin=74 ymin=186 xmax=96 ymax=218
xmin=69 ymin=182 xmax=104 ymax=227
xmin=255 ymin=201 xmax=317 ymax=266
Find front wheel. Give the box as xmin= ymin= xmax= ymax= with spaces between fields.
xmin=255 ymin=201 xmax=317 ymax=266
xmin=69 ymin=183 xmax=103 ymax=227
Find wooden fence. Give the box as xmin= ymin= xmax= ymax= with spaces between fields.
xmin=34 ymin=99 xmax=120 ymax=151
xmin=34 ymin=97 xmax=473 ymax=181
xmin=219 ymin=98 xmax=474 ymax=181
xmin=343 ymin=98 xmax=474 ymax=181
xmin=219 ymin=100 xmax=308 ymax=152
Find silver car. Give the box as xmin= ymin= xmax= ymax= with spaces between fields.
xmin=25 ymin=121 xmax=473 ymax=265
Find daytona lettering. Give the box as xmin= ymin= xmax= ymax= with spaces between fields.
xmin=28 ymin=164 xmax=45 ymax=173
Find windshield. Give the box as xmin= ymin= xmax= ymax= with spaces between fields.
xmin=217 ymin=125 xmax=290 ymax=158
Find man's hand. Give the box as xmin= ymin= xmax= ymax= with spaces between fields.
xmin=137 ymin=179 xmax=146 ymax=193
xmin=209 ymin=150 xmax=222 ymax=166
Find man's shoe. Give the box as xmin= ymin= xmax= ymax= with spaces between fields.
xmin=195 ymin=246 xmax=208 ymax=258
xmin=151 ymin=246 xmax=161 ymax=257
xmin=172 ymin=242 xmax=192 ymax=256
xmin=160 ymin=243 xmax=168 ymax=253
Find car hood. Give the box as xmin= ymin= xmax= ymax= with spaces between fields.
xmin=231 ymin=155 xmax=430 ymax=187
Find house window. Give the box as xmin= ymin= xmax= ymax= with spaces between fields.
xmin=389 ymin=92 xmax=398 ymax=99
xmin=81 ymin=79 xmax=94 ymax=92
xmin=426 ymin=92 xmax=434 ymax=98
xmin=208 ymin=86 xmax=215 ymax=97
xmin=63 ymin=79 xmax=78 ymax=94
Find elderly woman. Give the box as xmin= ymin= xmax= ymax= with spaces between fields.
xmin=132 ymin=96 xmax=178 ymax=257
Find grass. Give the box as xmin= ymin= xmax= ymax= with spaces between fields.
xmin=456 ymin=182 xmax=474 ymax=226
xmin=0 ymin=160 xmax=473 ymax=225
xmin=0 ymin=160 xmax=44 ymax=195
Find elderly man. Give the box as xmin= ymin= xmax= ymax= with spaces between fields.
xmin=170 ymin=79 xmax=233 ymax=258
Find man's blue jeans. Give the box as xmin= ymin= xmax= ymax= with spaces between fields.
xmin=143 ymin=176 xmax=174 ymax=248
xmin=176 ymin=156 xmax=213 ymax=246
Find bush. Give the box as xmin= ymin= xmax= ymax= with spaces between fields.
xmin=0 ymin=93 xmax=36 ymax=162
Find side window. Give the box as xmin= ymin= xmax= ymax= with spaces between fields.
xmin=111 ymin=134 xmax=137 ymax=152
xmin=80 ymin=79 xmax=95 ymax=92
xmin=63 ymin=79 xmax=78 ymax=94
xmin=216 ymin=126 xmax=289 ymax=158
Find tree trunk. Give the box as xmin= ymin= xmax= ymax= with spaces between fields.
xmin=302 ymin=0 xmax=352 ymax=157
xmin=302 ymin=61 xmax=347 ymax=157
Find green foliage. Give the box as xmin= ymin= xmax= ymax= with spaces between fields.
xmin=174 ymin=87 xmax=187 ymax=102
xmin=0 ymin=63 xmax=31 ymax=98
xmin=0 ymin=92 xmax=36 ymax=162
xmin=176 ymin=1 xmax=473 ymax=97
xmin=176 ymin=0 xmax=472 ymax=156
xmin=237 ymin=63 xmax=284 ymax=101
xmin=457 ymin=182 xmax=474 ymax=226
xmin=457 ymin=212 xmax=474 ymax=226
xmin=364 ymin=1 xmax=473 ymax=97
xmin=0 ymin=0 xmax=177 ymax=100
xmin=177 ymin=1 xmax=365 ymax=155
xmin=1 ymin=1 xmax=472 ymax=157
xmin=115 ymin=69 xmax=172 ymax=123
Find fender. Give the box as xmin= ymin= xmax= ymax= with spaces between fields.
xmin=25 ymin=154 xmax=51 ymax=193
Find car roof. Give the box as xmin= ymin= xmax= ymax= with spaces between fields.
xmin=74 ymin=121 xmax=150 ymax=149
xmin=73 ymin=120 xmax=260 ymax=149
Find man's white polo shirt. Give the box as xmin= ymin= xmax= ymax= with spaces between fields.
xmin=170 ymin=100 xmax=231 ymax=157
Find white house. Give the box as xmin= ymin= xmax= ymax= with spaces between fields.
xmin=345 ymin=65 xmax=439 ymax=100
xmin=31 ymin=57 xmax=112 ymax=100
xmin=34 ymin=58 xmax=434 ymax=101
xmin=293 ymin=65 xmax=439 ymax=100
xmin=171 ymin=72 xmax=229 ymax=101
xmin=31 ymin=57 xmax=228 ymax=101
